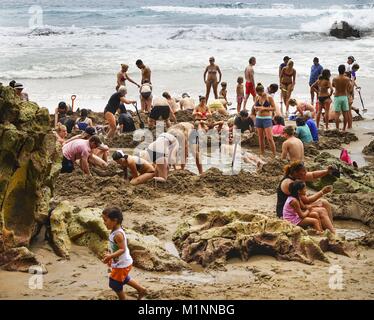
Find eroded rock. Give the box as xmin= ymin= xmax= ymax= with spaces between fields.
xmin=173 ymin=210 xmax=350 ymax=267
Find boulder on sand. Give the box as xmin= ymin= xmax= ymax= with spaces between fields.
xmin=0 ymin=85 xmax=60 ymax=273
xmin=330 ymin=21 xmax=360 ymax=39
xmin=173 ymin=210 xmax=350 ymax=268
xmin=362 ymin=140 xmax=374 ymax=155
xmin=49 ymin=202 xmax=188 ymax=271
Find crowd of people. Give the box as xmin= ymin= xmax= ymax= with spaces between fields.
xmin=7 ymin=53 xmax=364 ymax=300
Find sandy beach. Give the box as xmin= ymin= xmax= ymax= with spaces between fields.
xmin=1 ymin=0 xmax=374 ymax=302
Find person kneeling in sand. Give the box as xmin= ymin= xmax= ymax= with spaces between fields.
xmin=65 ymin=127 xmax=109 ymax=163
xmin=112 ymin=150 xmax=155 ymax=185
xmin=54 ymin=123 xmax=68 ymax=146
xmin=145 ymin=132 xmax=179 ymax=182
xmin=179 ymin=93 xmax=195 ymax=110
xmin=61 ymin=135 xmax=107 ymax=175
xmin=283 ymin=181 xmax=334 ymax=234
xmin=289 ymin=99 xmax=315 ymax=117
xmin=281 ymin=126 xmax=304 ymax=161
xmin=208 ymin=99 xmax=227 ymax=116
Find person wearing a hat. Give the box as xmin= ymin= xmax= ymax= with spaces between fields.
xmin=116 ymin=64 xmax=140 ymax=91
xmin=179 ymin=93 xmax=195 ymax=110
xmin=104 ymin=86 xmax=136 ymax=139
xmin=345 ymin=56 xmax=355 ymax=73
xmin=309 ymin=57 xmax=323 ymax=105
xmin=14 ymin=82 xmax=29 ymax=101
xmin=61 ymin=135 xmax=107 ymax=175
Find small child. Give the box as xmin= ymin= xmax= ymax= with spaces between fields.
xmin=102 ymin=207 xmax=146 ymax=300
xmin=283 ymin=181 xmax=335 ymax=233
xmin=236 ymin=77 xmax=245 ymax=113
xmin=295 ymin=117 xmax=313 ymax=144
xmin=272 ymin=116 xmax=285 ymax=136
xmin=219 ymin=82 xmax=228 ymax=102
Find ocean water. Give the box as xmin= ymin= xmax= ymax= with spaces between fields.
xmin=0 ymin=0 xmax=374 ymax=112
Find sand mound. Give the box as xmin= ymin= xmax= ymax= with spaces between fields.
xmin=175 ymin=110 xmax=194 ymax=122
xmin=319 ymin=129 xmax=358 ymax=144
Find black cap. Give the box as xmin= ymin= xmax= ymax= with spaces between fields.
xmin=283 ymin=56 xmax=291 ymax=61
xmin=85 ymin=126 xmax=96 ymax=136
xmin=348 ymin=56 xmax=355 ymax=62
xmin=58 ymin=101 xmax=67 ymax=109
xmin=9 ymin=80 xmax=16 ymax=88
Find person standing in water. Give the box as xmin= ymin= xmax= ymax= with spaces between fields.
xmin=280 ymin=60 xmax=296 ymax=115
xmin=203 ymin=57 xmax=222 ymax=102
xmin=136 ymin=59 xmax=152 ymax=84
xmin=309 ymin=57 xmax=323 ymax=105
xmin=311 ymin=69 xmax=333 ymax=129
xmin=243 ymin=57 xmax=256 ymax=109
xmin=332 ymin=64 xmax=351 ymax=131
xmin=116 ymin=64 xmax=140 ymax=91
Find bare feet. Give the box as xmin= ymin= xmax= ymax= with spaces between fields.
xmin=138 ymin=288 xmax=147 ymax=300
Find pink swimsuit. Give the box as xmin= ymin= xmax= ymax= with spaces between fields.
xmin=282 ymin=196 xmax=302 ymax=225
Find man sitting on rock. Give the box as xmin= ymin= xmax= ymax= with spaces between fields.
xmin=61 ymin=135 xmax=107 ymax=175
xmin=281 ymin=126 xmax=304 ymax=161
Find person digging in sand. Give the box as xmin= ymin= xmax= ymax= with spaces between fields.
xmin=102 ymin=207 xmax=147 ymax=300
xmin=112 ymin=150 xmax=155 ymax=185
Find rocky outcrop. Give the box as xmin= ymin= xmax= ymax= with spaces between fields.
xmin=330 ymin=21 xmax=360 ymax=39
xmin=362 ymin=140 xmax=374 ymax=155
xmin=306 ymin=152 xmax=374 ymax=193
xmin=49 ymin=202 xmax=187 ymax=271
xmin=173 ymin=210 xmax=350 ymax=268
xmin=0 ymin=85 xmax=60 ymax=272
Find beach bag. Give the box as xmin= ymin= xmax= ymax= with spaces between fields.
xmin=340 ymin=148 xmax=353 ymax=165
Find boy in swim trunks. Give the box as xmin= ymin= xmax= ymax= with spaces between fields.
xmin=236 ymin=76 xmax=245 ymax=113
xmin=243 ymin=57 xmax=256 ymax=109
xmin=332 ymin=65 xmax=351 ymax=131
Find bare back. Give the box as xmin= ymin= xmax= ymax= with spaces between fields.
xmin=332 ymin=75 xmax=350 ymax=97
xmin=142 ymin=66 xmax=151 ymax=84
xmin=282 ymin=136 xmax=304 ymax=161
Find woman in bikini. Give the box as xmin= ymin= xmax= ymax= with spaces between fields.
xmin=254 ymin=83 xmax=276 ymax=157
xmin=112 ymin=150 xmax=155 ymax=185
xmin=203 ymin=57 xmax=222 ymax=102
xmin=280 ymin=60 xmax=296 ymax=115
xmin=311 ymin=69 xmax=333 ymax=129
xmin=116 ymin=64 xmax=140 ymax=91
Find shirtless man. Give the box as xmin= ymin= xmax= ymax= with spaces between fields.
xmin=243 ymin=57 xmax=256 ymax=109
xmin=179 ymin=93 xmax=195 ymax=110
xmin=204 ymin=57 xmax=222 ymax=102
xmin=332 ymin=64 xmax=351 ymax=131
xmin=281 ymin=125 xmax=304 ymax=161
xmin=136 ymin=59 xmax=151 ymax=84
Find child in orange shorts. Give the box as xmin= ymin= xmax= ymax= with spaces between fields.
xmin=102 ymin=207 xmax=146 ymax=300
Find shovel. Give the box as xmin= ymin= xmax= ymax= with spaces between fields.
xmin=133 ymin=101 xmax=145 ymax=129
xmin=356 ymin=87 xmax=367 ymax=113
xmin=71 ymin=95 xmax=76 ymax=112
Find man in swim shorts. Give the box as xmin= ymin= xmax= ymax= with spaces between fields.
xmin=332 ymin=64 xmax=351 ymax=131
xmin=243 ymin=57 xmax=256 ymax=109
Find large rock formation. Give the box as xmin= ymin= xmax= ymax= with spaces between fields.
xmin=0 ymin=85 xmax=60 ymax=272
xmin=362 ymin=140 xmax=374 ymax=155
xmin=49 ymin=202 xmax=188 ymax=271
xmin=330 ymin=21 xmax=360 ymax=39
xmin=173 ymin=210 xmax=350 ymax=268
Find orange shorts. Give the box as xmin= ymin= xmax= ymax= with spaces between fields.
xmin=110 ymin=265 xmax=132 ymax=283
